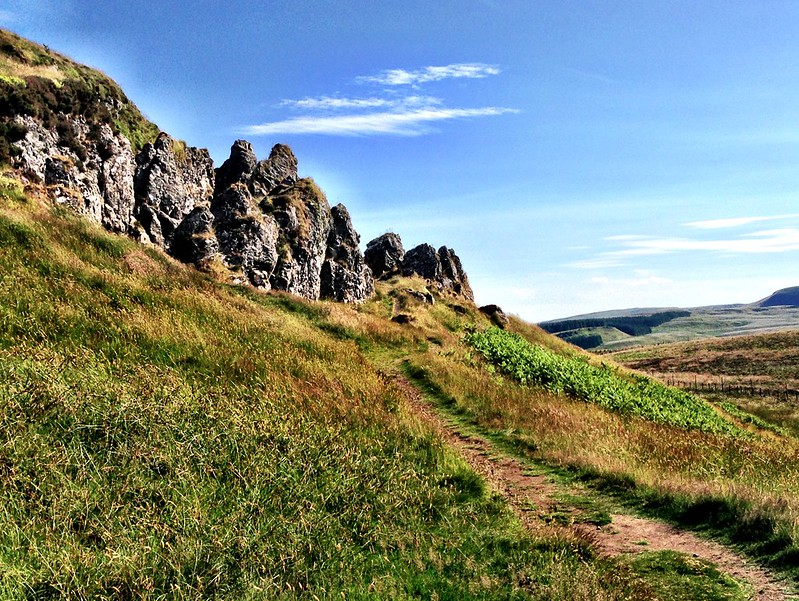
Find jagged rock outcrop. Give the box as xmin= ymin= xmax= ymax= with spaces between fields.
xmin=14 ymin=115 xmax=136 ymax=232
xmin=211 ymin=184 xmax=279 ymax=287
xmin=206 ymin=141 xmax=372 ymax=302
xmin=214 ymin=140 xmax=297 ymax=197
xmin=364 ymin=233 xmax=473 ymax=301
xmin=252 ymin=143 xmax=298 ymax=195
xmin=264 ymin=178 xmax=331 ymax=298
xmin=438 ymin=246 xmax=473 ymax=300
xmin=364 ymin=232 xmax=405 ymax=278
xmin=400 ymin=243 xmax=474 ymax=300
xmin=320 ymin=204 xmax=374 ymax=302
xmin=401 ymin=244 xmax=441 ymax=281
xmin=133 ymin=133 xmax=214 ymax=248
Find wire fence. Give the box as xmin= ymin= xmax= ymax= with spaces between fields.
xmin=660 ymin=375 xmax=799 ymax=400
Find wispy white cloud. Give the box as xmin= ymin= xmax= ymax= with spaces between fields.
xmin=241 ymin=107 xmax=518 ymax=137
xmin=685 ymin=213 xmax=799 ymax=229
xmin=0 ymin=10 xmax=16 ymax=23
xmin=617 ymin=228 xmax=799 ymax=255
xmin=281 ymin=95 xmax=441 ymax=111
xmin=357 ymin=63 xmax=501 ymax=86
xmin=572 ymin=227 xmax=799 ymax=270
xmin=245 ymin=62 xmax=514 ymax=137
xmin=570 ymin=256 xmax=626 ymax=270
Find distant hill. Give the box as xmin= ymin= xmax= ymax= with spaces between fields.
xmin=755 ymin=286 xmax=799 ymax=308
xmin=542 ymin=287 xmax=799 ymax=350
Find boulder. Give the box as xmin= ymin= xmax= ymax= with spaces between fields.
xmin=480 ymin=304 xmax=509 ymax=328
xmin=171 ymin=205 xmax=219 ymax=267
xmin=364 ymin=232 xmax=405 ymax=278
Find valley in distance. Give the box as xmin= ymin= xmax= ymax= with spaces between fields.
xmin=540 ymin=285 xmax=799 ymax=350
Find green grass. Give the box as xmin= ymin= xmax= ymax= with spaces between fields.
xmin=623 ymin=551 xmax=747 ymax=601
xmin=400 ymin=354 xmax=757 ymax=600
xmin=393 ymin=324 xmax=799 ymax=589
xmin=0 ymin=187 xmax=672 ymax=599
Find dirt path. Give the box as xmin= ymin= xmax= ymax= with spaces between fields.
xmin=398 ymin=376 xmax=796 ymax=601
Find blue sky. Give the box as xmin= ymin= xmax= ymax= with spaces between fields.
xmin=4 ymin=0 xmax=799 ymax=321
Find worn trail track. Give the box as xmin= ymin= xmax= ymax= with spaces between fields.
xmin=398 ymin=376 xmax=796 ymax=601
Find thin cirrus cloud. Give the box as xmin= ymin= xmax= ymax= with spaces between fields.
xmin=280 ymin=95 xmax=441 ymax=111
xmin=356 ymin=63 xmax=501 ymax=86
xmin=571 ymin=228 xmax=799 ymax=270
xmin=242 ymin=107 xmax=517 ymax=137
xmin=241 ymin=63 xmax=516 ymax=137
xmin=685 ymin=213 xmax=799 ymax=229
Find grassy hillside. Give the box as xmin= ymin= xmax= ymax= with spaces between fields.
xmin=1 ymin=171 xmax=797 ymax=598
xmin=0 ymin=28 xmax=159 ymax=160
xmin=611 ymin=331 xmax=799 ymax=437
xmin=545 ymin=304 xmax=799 ymax=351
xmin=0 ymin=173 xmax=652 ymax=599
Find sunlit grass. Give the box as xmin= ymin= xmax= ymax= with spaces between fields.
xmin=403 ymin=333 xmax=799 ymax=577
xmin=0 ymin=189 xmax=666 ymax=599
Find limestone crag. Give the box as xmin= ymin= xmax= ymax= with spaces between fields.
xmin=207 ymin=141 xmax=373 ymax=301
xmin=437 ymin=246 xmax=473 ymax=300
xmin=364 ymin=232 xmax=405 ymax=278
xmin=263 ymin=178 xmax=332 ymax=298
xmin=211 ymin=183 xmax=280 ymax=288
xmin=320 ymin=204 xmax=375 ymax=302
xmin=214 ymin=140 xmax=297 ymax=198
xmin=14 ymin=114 xmax=135 ymax=232
xmin=366 ymin=233 xmax=473 ymax=301
xmin=2 ymin=30 xmax=475 ymax=306
xmin=8 ymin=106 xmax=467 ymax=305
xmin=134 ymin=133 xmax=214 ymax=247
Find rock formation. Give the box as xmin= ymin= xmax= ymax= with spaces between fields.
xmin=133 ymin=133 xmax=214 ymax=248
xmin=15 ymin=114 xmax=136 ymax=233
xmin=365 ymin=233 xmax=474 ymax=301
xmin=364 ymin=232 xmax=405 ymax=278
xmin=1 ymin=30 xmax=475 ymax=306
xmin=320 ymin=204 xmax=374 ymax=302
xmin=207 ymin=141 xmax=373 ymax=301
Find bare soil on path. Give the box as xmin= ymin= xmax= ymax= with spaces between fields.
xmin=398 ymin=376 xmax=797 ymax=601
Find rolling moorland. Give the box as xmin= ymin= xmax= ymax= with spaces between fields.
xmin=3 ymin=28 xmax=799 ymax=600
xmin=610 ymin=330 xmax=799 ymax=437
xmin=540 ymin=294 xmax=799 ymax=351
